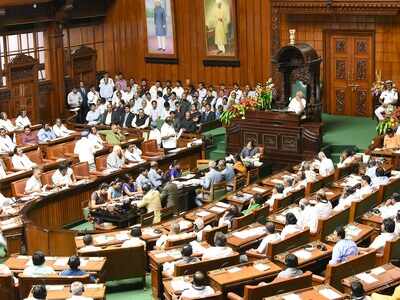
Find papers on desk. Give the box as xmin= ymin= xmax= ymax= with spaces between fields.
xmin=180 ymin=173 xmax=196 ymax=180
xmin=80 ymin=259 xmax=88 ymax=267
xmin=254 ymin=263 xmax=270 ymax=272
xmin=252 ymin=186 xmax=266 ymax=193
xmin=45 ymin=285 xmax=64 ymax=291
xmin=179 ymin=220 xmax=192 ymax=230
xmin=169 ymin=250 xmax=182 ymax=260
xmin=53 ymin=258 xmax=68 ymax=267
xmin=142 ymin=228 xmax=159 ymax=237
xmin=86 ymin=284 xmax=104 ymax=289
xmin=371 ymin=266 xmax=386 ymax=276
xmin=356 ymin=272 xmax=378 ymax=284
xmin=171 ymin=279 xmax=191 ymax=291
xmin=232 ymin=227 xmax=266 ymax=240
xmin=154 ymin=252 xmax=168 ymax=259
xmin=293 ymin=249 xmax=312 ymax=260
xmin=282 ymin=293 xmax=302 ymax=300
xmin=216 ymin=201 xmax=231 ymax=208
xmin=0 ymin=217 xmax=22 ymax=230
xmin=345 ymin=224 xmax=362 ymax=237
xmin=227 ymin=266 xmax=241 ymax=273
xmin=189 ymin=241 xmax=206 ymax=254
xmin=94 ymin=235 xmax=113 ymax=244
xmin=271 ymin=179 xmax=284 ymax=184
xmin=208 ymin=206 xmax=226 ymax=214
xmin=116 ymin=232 xmax=130 ymax=241
xmin=88 ymin=257 xmax=104 ymax=262
xmin=318 ymin=288 xmax=342 ymax=300
xmin=196 ymin=210 xmax=211 ymax=217
xmin=168 ymin=148 xmax=184 ymax=154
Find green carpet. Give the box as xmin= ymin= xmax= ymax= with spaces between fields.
xmin=75 ymin=113 xmax=377 ymax=299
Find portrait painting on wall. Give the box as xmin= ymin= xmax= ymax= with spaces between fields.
xmin=203 ymin=0 xmax=238 ymax=59
xmin=144 ymin=0 xmax=177 ymax=58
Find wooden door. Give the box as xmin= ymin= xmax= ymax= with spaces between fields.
xmin=326 ymin=33 xmax=374 ymax=116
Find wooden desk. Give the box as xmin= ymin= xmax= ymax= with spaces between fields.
xmin=242 ymin=184 xmax=272 ymax=197
xmin=361 ymin=210 xmax=383 ymax=231
xmin=267 ymin=204 xmax=298 ymax=229
xmin=163 ymin=275 xmax=194 ymax=299
xmin=226 ymin=192 xmax=254 ymax=207
xmin=261 ymin=171 xmax=295 ymax=187
xmin=324 ymin=223 xmax=374 ymax=244
xmin=332 ymin=174 xmax=362 ymax=188
xmin=204 ymin=202 xmax=231 ymax=216
xmin=5 ymin=255 xmax=106 ymax=274
xmin=227 ymin=223 xmax=267 ymax=251
xmin=208 ymin=259 xmax=282 ymax=293
xmin=161 ymin=218 xmax=193 ymax=232
xmin=184 ymin=208 xmax=218 ymax=225
xmin=264 ymin=284 xmax=345 ymax=300
xmin=371 ymin=148 xmax=400 ymax=170
xmin=28 ymin=284 xmax=106 ymax=300
xmin=274 ymin=241 xmax=333 ymax=270
xmin=302 ymin=187 xmax=343 ymax=203
xmin=0 ymin=216 xmax=24 ymax=254
xmin=341 ymin=263 xmax=400 ymax=295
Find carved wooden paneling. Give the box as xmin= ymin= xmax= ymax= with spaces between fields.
xmin=281 ymin=135 xmax=299 ymax=152
xmin=356 ymin=40 xmax=368 ymax=54
xmin=335 ymin=40 xmax=346 ymax=53
xmin=335 ymin=60 xmax=346 ymax=80
xmin=335 ymin=89 xmax=346 ymax=113
xmin=263 ymin=134 xmax=278 ymax=150
xmin=242 ymin=131 xmax=259 ymax=146
xmin=356 ymin=89 xmax=367 ymax=116
xmin=356 ymin=59 xmax=367 ymax=81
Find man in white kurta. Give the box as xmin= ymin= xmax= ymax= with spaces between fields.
xmin=288 ymin=91 xmax=306 ymax=115
xmin=375 ymin=81 xmax=398 ymax=121
xmin=99 ymin=73 xmax=114 ymax=101
xmin=160 ymin=117 xmax=177 ymax=150
xmin=74 ymin=131 xmax=96 ymax=171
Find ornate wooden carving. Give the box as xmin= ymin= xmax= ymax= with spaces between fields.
xmin=356 ymin=40 xmax=368 ymax=53
xmin=243 ymin=132 xmax=259 ymax=146
xmin=356 ymin=89 xmax=367 ymax=116
xmin=335 ymin=40 xmax=346 ymax=52
xmin=335 ymin=60 xmax=346 ymax=80
xmin=71 ymin=45 xmax=97 ymax=86
xmin=263 ymin=134 xmax=279 ymax=150
xmin=335 ymin=89 xmax=345 ymax=113
xmin=281 ymin=135 xmax=299 ymax=152
xmin=356 ymin=59 xmax=367 ymax=81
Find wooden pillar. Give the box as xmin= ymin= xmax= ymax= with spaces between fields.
xmin=45 ymin=22 xmax=66 ymax=120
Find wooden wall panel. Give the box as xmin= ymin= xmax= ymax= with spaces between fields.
xmin=100 ymin=0 xmax=272 ymax=86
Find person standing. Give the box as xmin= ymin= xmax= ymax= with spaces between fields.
xmin=154 ymin=0 xmax=167 ymax=52
xmin=99 ymin=73 xmax=114 ymax=101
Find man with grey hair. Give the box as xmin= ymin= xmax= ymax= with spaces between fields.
xmin=68 ymin=281 xmax=93 ymax=300
xmin=106 ymin=145 xmax=125 ymax=170
xmin=196 ymin=160 xmax=223 ymax=206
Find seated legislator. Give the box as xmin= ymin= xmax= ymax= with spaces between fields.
xmin=379 ymin=193 xmax=400 ymax=219
xmin=53 ymin=118 xmax=75 ymax=138
xmin=121 ymin=226 xmax=146 ymax=248
xmin=0 ymin=192 xmax=15 ymax=208
xmin=298 ymin=192 xmax=332 ymax=234
xmin=167 ymin=160 xmax=182 ymax=180
xmin=287 ymin=91 xmax=306 ymax=115
xmin=255 ymin=222 xmax=281 ymax=254
xmin=202 ymin=232 xmax=233 ymax=261
xmin=23 ymin=251 xmax=56 ymax=276
xmin=25 ymin=167 xmax=44 ymax=194
xmin=100 ymin=103 xmax=119 ymax=126
xmin=107 ymin=180 xmax=123 ymax=201
xmin=354 ymin=175 xmax=374 ymax=200
xmin=375 ymin=80 xmax=398 ymax=121
xmin=218 ymin=159 xmax=235 ymax=187
xmin=124 ymin=144 xmax=143 ymax=163
xmin=240 ymin=140 xmax=260 ymax=160
xmin=161 ymin=117 xmax=178 ymax=150
xmin=68 ymin=281 xmax=93 ymax=300
xmin=120 ymin=105 xmax=135 ymax=128
xmin=99 ymin=123 xmax=126 ymax=146
xmin=0 ymin=128 xmax=15 ymax=153
xmin=52 ymin=163 xmax=76 ymax=187
xmin=148 ymin=122 xmax=162 ymax=147
xmin=363 ymin=218 xmax=397 ymax=253
xmin=88 ymin=127 xmax=105 ymax=150
xmin=59 ymin=256 xmax=87 ymax=276
xmin=193 ymin=218 xmax=212 ymax=242
xmin=21 ymin=126 xmax=38 ymax=145
xmin=280 ymin=213 xmax=302 ymax=239
xmin=135 ymin=168 xmax=152 ymax=190
xmin=265 ymin=183 xmax=285 ymax=208
xmin=314 ymin=151 xmax=335 ymax=177
xmin=156 ymin=223 xmax=189 ymax=249
xmin=180 ymin=271 xmax=215 ymax=299
xmin=148 ymin=161 xmax=163 ymax=188
xmin=201 ymin=103 xmax=216 ymax=123
xmin=201 ymin=161 xmax=223 ymax=190
xmin=37 ymin=123 xmax=57 ymax=143
xmin=329 ymin=226 xmax=358 ymax=265
xmin=162 ymin=244 xmax=200 ymax=277
xmin=352 ymin=282 xmax=371 ymax=300
xmin=242 ymin=194 xmax=265 ymax=216
xmin=29 ymin=285 xmax=47 ymax=300
xmin=12 ymin=147 xmax=37 ymax=171
xmin=136 ymin=184 xmax=161 ymax=223
xmin=122 ymin=175 xmax=140 ymax=197
xmin=371 ymin=167 xmax=390 ymax=188
xmin=179 ymin=111 xmax=197 ymax=133
xmin=90 ymin=183 xmax=109 ymax=209
xmin=15 ymin=109 xmax=32 ymax=130
xmin=132 ymin=108 xmax=150 ymax=129
xmin=383 ymin=128 xmax=400 ymax=149
xmin=79 ymin=234 xmax=101 ymax=252
xmin=0 ymin=112 xmax=15 ymax=132
xmin=86 ymin=103 xmax=101 ymax=125
xmin=275 ymin=254 xmax=303 ymax=280
xmin=74 ymin=131 xmax=96 ymax=171
xmin=107 ymin=145 xmax=126 ymax=170
xmin=334 ymin=187 xmax=358 ymax=212
xmin=218 ymin=205 xmax=240 ymax=229
xmin=337 ymin=148 xmax=357 ymax=168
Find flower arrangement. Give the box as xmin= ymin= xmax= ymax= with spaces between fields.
xmin=371 ymin=70 xmax=385 ymax=97
xmin=220 ymin=79 xmax=274 ymax=126
xmin=376 ymin=107 xmax=400 ymax=135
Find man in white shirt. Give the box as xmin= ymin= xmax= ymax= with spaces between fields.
xmin=67 ymin=88 xmax=83 ymax=109
xmin=366 ymin=218 xmax=397 ymax=253
xmin=288 ymin=91 xmax=306 ymax=115
xmin=0 ymin=112 xmax=15 ymax=132
xmin=99 ymin=73 xmax=114 ymax=101
xmin=280 ymin=213 xmax=303 ymax=239
xmin=232 ymin=82 xmax=243 ymax=102
xmin=148 ymin=122 xmax=162 ymax=146
xmin=0 ymin=128 xmax=16 ymax=153
xmin=149 ymin=80 xmax=162 ymax=100
xmin=180 ymin=271 xmax=215 ymax=299
xmin=160 ymin=117 xmax=177 ymax=150
xmin=15 ymin=110 xmax=31 ymax=129
xmin=172 ymin=81 xmax=184 ymax=99
xmin=53 ymin=118 xmax=75 ymax=137
xmin=67 ymin=281 xmax=93 ymax=300
xmin=107 ymin=145 xmax=126 ymax=170
xmin=375 ymin=81 xmax=398 ymax=121
xmin=12 ymin=147 xmax=37 ymax=171
xmin=74 ymin=131 xmax=96 ymax=171
xmin=316 ymin=152 xmax=335 ymax=177
xmin=148 ymin=161 xmax=163 ymax=188
xmin=79 ymin=235 xmax=101 ymax=253
xmin=121 ymin=226 xmax=146 ymax=248
xmin=87 ymin=86 xmax=100 ymax=105
xmin=255 ymin=223 xmax=281 ymax=254
xmin=52 ymin=163 xmax=75 ymax=187
xmin=124 ymin=144 xmax=143 ymax=163
xmin=202 ymin=232 xmax=234 ymax=260
xmin=198 ymin=82 xmax=207 ymax=101
xmin=29 ymin=285 xmax=47 ymax=300
xmin=371 ymin=167 xmax=390 ymax=188
xmin=86 ymin=104 xmax=101 ymax=125
xmin=23 ymin=251 xmax=56 ymax=276
xmin=25 ymin=167 xmax=43 ymax=194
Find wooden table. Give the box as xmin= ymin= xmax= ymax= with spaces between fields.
xmin=324 ymin=222 xmax=374 ymax=244
xmin=161 ymin=218 xmax=193 ymax=232
xmin=242 ymin=184 xmax=273 ymax=197
xmin=342 ymin=263 xmax=400 ymax=294
xmin=4 ymin=255 xmax=106 ymax=274
xmin=274 ymin=241 xmax=333 ymax=270
xmin=204 ymin=201 xmax=231 ymax=217
xmin=267 ymin=204 xmax=298 ymax=229
xmin=264 ymin=284 xmax=345 ymax=300
xmin=208 ymin=259 xmax=282 ymax=293
xmin=371 ymin=148 xmax=400 ymax=170
xmin=226 ymin=192 xmax=254 ymax=207
xmin=227 ymin=223 xmax=267 ymax=251
xmin=28 ymin=283 xmax=106 ymax=300
xmin=302 ymin=187 xmax=343 ymax=203
xmin=184 ymin=208 xmax=218 ymax=225
xmin=261 ymin=171 xmax=295 ymax=187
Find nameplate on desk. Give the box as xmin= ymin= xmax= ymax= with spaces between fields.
xmin=318 ymin=288 xmax=342 ymax=300
xmin=356 ymin=272 xmax=378 ymax=284
xmin=254 ymin=263 xmax=270 ymax=272
xmin=293 ymin=249 xmax=312 ymax=260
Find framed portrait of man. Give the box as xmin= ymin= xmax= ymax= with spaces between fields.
xmin=144 ymin=0 xmax=177 ymax=62
xmin=203 ymin=0 xmax=238 ymax=64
